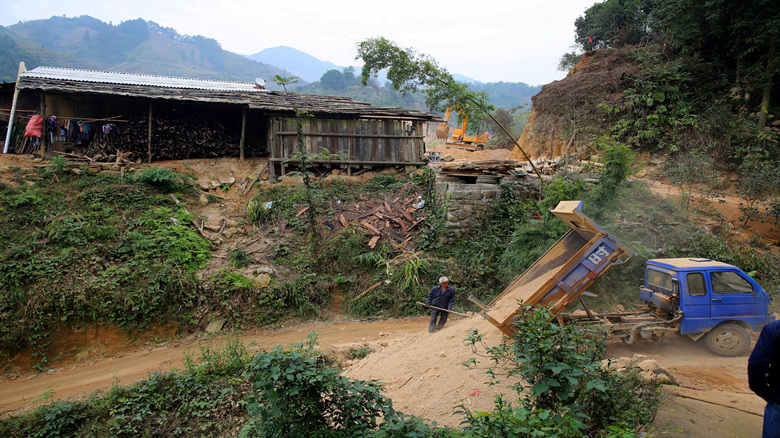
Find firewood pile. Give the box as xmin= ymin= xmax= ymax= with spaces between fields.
xmin=288 ymin=191 xmax=427 ymax=248
xmin=85 ymin=115 xmax=249 ymax=161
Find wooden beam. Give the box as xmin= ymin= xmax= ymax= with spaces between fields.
xmin=270 ymin=158 xmax=423 ymax=166
xmin=275 ymin=131 xmax=424 ymax=139
xmin=40 ymin=92 xmax=46 ymax=155
xmin=239 ymin=107 xmax=247 ymax=161
xmin=268 ymin=117 xmax=277 ymax=182
xmin=147 ymin=101 xmax=153 ymax=163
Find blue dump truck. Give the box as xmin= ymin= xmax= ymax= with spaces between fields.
xmin=470 ymin=200 xmax=774 ymax=357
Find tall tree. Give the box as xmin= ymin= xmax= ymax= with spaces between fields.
xmin=654 ymin=0 xmax=780 ymax=129
xmin=574 ymin=0 xmax=656 ymax=50
xmin=320 ymin=69 xmax=346 ymax=91
xmin=356 ymin=37 xmax=544 ymax=185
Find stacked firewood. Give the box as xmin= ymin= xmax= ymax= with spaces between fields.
xmin=85 ymin=115 xmax=246 ymax=161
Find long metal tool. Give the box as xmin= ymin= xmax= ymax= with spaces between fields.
xmin=416 ymin=302 xmax=472 ymax=317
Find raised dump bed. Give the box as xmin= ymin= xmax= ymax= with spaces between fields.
xmin=477 ymin=200 xmax=634 ymax=336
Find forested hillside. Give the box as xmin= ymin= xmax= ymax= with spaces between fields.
xmin=517 ymin=0 xmax=779 ymax=234
xmin=0 ymin=16 xmax=289 ymax=85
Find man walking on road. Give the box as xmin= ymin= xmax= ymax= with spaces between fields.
xmin=425 ymin=277 xmax=455 ymax=333
xmin=748 ymin=319 xmax=780 ymax=438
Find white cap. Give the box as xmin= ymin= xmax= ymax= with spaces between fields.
xmin=439 ymin=276 xmax=448 ymax=284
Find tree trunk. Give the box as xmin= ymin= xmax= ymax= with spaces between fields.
xmin=758 ymin=33 xmax=777 ymax=129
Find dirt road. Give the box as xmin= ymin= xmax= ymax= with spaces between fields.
xmin=0 ymin=317 xmax=427 ymax=416
xmin=0 ymin=316 xmax=766 ymax=436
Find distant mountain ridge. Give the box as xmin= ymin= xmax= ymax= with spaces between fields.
xmin=244 ymin=46 xmax=483 ymax=85
xmin=245 ymin=46 xmax=340 ymax=83
xmin=0 ymin=15 xmax=540 ymax=109
xmin=0 ymin=16 xmax=292 ymax=87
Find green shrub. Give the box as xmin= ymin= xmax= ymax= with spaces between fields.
xmin=463 ymin=305 xmax=659 ymax=434
xmin=243 ymin=333 xmax=396 ymax=438
xmin=459 ymin=397 xmax=587 ymax=438
xmin=347 ymin=345 xmax=372 ymax=360
xmin=133 ymin=166 xmax=189 ymax=192
xmin=50 ymin=156 xmax=66 ymax=174
xmin=228 ymin=247 xmax=250 ymax=268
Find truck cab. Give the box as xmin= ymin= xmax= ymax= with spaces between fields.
xmin=640 ymin=258 xmax=772 ymax=356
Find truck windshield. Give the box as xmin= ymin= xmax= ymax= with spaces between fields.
xmin=710 ymin=271 xmax=755 ymax=294
xmin=647 ymin=269 xmax=673 ymax=291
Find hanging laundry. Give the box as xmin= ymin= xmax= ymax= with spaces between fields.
xmin=24 ymin=114 xmax=43 ymax=138
xmin=76 ymin=121 xmax=92 ymax=145
xmin=46 ymin=116 xmax=57 ymax=143
xmin=67 ymin=119 xmax=77 ymax=142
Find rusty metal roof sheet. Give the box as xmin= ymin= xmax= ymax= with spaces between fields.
xmin=22 ymin=66 xmax=266 ymax=92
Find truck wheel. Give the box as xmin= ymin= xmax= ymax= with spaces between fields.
xmin=703 ymin=324 xmax=751 ymax=357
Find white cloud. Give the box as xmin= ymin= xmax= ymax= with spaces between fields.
xmin=0 ymin=0 xmax=595 ymax=84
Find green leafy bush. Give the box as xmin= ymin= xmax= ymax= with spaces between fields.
xmin=243 ymin=333 xmax=396 ymax=437
xmin=463 ymin=305 xmax=659 ymax=434
xmin=228 ymin=247 xmax=250 ymax=268
xmin=133 ymin=166 xmax=190 ymax=192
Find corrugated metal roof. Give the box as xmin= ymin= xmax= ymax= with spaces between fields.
xmin=22 ymin=66 xmax=267 ymax=92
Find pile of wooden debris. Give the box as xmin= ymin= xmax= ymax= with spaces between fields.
xmin=284 ymin=191 xmax=427 ymax=249
xmin=438 ymin=159 xmax=523 ymax=177
xmin=435 ymin=155 xmax=599 ymax=178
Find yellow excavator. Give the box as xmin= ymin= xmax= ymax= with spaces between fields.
xmin=434 ymin=107 xmax=489 ymax=151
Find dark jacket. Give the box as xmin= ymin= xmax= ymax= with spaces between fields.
xmin=748 ymin=319 xmax=780 ymax=404
xmin=425 ymin=284 xmax=455 ymax=310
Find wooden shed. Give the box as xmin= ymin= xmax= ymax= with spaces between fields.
xmin=2 ymin=65 xmax=436 ymax=179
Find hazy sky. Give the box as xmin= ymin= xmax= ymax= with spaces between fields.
xmin=0 ymin=0 xmax=596 ymax=85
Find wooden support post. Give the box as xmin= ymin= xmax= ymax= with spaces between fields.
xmin=239 ymin=107 xmax=247 ymax=161
xmin=40 ymin=93 xmax=46 ymax=155
xmin=147 ymin=101 xmax=153 ymax=163
xmin=268 ymin=117 xmax=277 ymax=181
xmin=3 ymin=62 xmax=26 ymax=154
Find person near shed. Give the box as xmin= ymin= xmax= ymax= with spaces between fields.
xmin=748 ymin=319 xmax=780 ymax=438
xmin=425 ymin=277 xmax=455 ymax=333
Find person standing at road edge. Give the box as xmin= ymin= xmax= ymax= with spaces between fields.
xmin=748 ymin=319 xmax=780 ymax=438
xmin=425 ymin=277 xmax=455 ymax=333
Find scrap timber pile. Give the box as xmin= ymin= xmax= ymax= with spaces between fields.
xmin=436 ymin=156 xmax=590 ymax=177
xmin=289 ymin=190 xmax=426 ymax=249
xmin=438 ymin=159 xmax=526 ymax=177
xmin=85 ymin=115 xmax=247 ymax=161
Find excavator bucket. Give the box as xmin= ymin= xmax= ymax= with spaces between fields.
xmin=435 ymin=123 xmax=449 ymax=140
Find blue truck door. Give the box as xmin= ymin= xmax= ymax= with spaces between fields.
xmin=679 ymin=271 xmax=712 ymax=334
xmin=708 ymin=270 xmax=765 ymax=327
